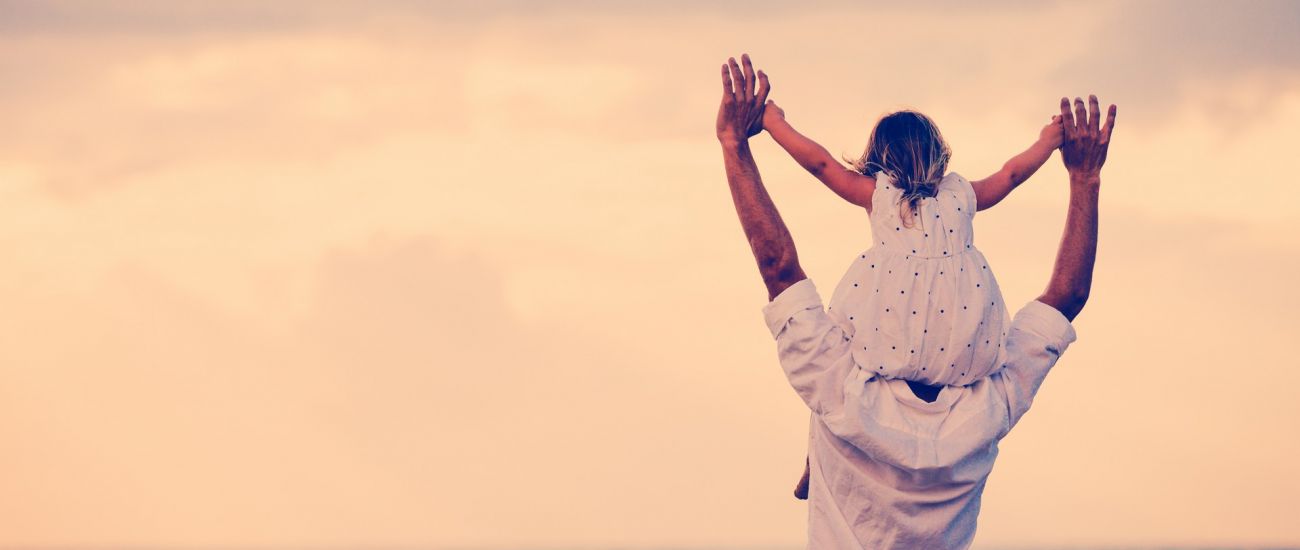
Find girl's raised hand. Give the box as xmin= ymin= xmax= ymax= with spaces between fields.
xmin=1039 ymin=114 xmax=1064 ymax=149
xmin=762 ymin=99 xmax=785 ymax=129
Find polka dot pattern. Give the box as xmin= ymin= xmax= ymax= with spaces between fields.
xmin=824 ymin=171 xmax=1010 ymax=386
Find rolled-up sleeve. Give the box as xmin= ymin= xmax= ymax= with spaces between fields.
xmin=761 ymin=278 xmax=857 ymax=417
xmin=995 ymin=300 xmax=1078 ymax=435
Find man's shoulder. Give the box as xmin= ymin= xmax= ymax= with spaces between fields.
xmin=1009 ymin=300 xmax=1078 ymax=352
xmin=761 ymin=277 xmax=822 ymax=339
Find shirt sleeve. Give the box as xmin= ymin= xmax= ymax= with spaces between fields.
xmin=994 ymin=299 xmax=1078 ymax=435
xmin=954 ymin=172 xmax=978 ymax=211
xmin=761 ymin=278 xmax=857 ymax=417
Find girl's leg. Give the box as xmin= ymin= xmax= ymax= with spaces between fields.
xmin=794 ymin=456 xmax=810 ymax=500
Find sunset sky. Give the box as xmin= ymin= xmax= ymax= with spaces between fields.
xmin=1 ymin=1 xmax=1298 ymax=548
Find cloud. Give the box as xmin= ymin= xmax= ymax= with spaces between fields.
xmin=0 ymin=0 xmax=1070 ymax=35
xmin=0 ymin=28 xmax=472 ymax=201
xmin=0 ymin=225 xmax=817 ymax=547
xmin=7 ymin=1 xmax=1296 ymax=207
xmin=1045 ymin=1 xmax=1300 ymax=128
xmin=1 ymin=2 xmax=1299 ymax=546
xmin=0 ymin=233 xmax=528 ymax=545
xmin=0 ymin=0 xmax=335 ymax=34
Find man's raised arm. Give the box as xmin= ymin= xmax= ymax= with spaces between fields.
xmin=717 ymin=54 xmax=806 ymax=301
xmin=1037 ymin=95 xmax=1117 ymax=321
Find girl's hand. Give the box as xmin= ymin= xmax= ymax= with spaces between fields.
xmin=763 ymin=99 xmax=786 ymax=129
xmin=1039 ymin=114 xmax=1064 ymax=149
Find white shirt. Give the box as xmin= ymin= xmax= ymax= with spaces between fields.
xmin=762 ymin=278 xmax=1077 ymax=549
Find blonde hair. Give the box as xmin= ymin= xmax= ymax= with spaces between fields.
xmin=846 ymin=110 xmax=951 ymax=227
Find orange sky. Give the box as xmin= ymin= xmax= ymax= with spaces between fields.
xmin=1 ymin=1 xmax=1298 ymax=548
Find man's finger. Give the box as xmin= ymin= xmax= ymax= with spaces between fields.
xmin=1074 ymin=97 xmax=1087 ymax=136
xmin=728 ymin=57 xmax=744 ymax=103
xmin=721 ymin=63 xmax=734 ymax=97
xmin=1060 ymin=97 xmax=1076 ymax=136
xmin=1100 ymin=104 xmax=1117 ymax=144
xmin=741 ymin=53 xmax=756 ymax=99
xmin=1088 ymin=95 xmax=1100 ymax=135
xmin=756 ymin=69 xmax=770 ymax=106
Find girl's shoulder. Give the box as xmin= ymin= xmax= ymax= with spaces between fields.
xmin=878 ymin=171 xmax=970 ymax=192
xmin=942 ymin=171 xmax=969 ymax=187
xmin=941 ymin=171 xmax=977 ymax=206
xmin=872 ymin=171 xmax=976 ymax=211
xmin=871 ymin=170 xmax=912 ymax=197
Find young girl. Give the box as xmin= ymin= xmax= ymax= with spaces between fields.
xmin=761 ymin=101 xmax=1063 ymax=497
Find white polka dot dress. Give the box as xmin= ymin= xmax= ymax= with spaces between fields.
xmin=826 ymin=171 xmax=1008 ymax=386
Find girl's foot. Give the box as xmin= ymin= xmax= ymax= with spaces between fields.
xmin=794 ymin=457 xmax=810 ymax=500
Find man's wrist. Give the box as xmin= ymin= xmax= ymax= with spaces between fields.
xmin=1068 ymin=170 xmax=1101 ymax=187
xmin=718 ymin=134 xmax=750 ymax=150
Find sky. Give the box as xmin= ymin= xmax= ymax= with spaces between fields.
xmin=0 ymin=0 xmax=1298 ymax=548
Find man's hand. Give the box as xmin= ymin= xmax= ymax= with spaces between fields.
xmin=1037 ymin=94 xmax=1116 ymax=321
xmin=716 ymin=53 xmax=770 ymax=145
xmin=715 ymin=53 xmax=805 ymax=301
xmin=1059 ymin=95 xmax=1116 ymax=181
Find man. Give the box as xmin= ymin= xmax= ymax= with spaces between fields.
xmin=717 ymin=53 xmax=1116 ymax=548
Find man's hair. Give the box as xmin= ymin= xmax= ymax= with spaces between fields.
xmin=848 ymin=110 xmax=952 ymax=226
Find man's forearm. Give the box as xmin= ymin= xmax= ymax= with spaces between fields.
xmin=721 ymin=138 xmax=806 ymax=300
xmin=1038 ymin=173 xmax=1100 ymax=321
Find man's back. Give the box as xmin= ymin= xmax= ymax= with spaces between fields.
xmin=763 ymin=279 xmax=1076 ymax=549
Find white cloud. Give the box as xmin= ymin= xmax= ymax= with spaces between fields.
xmin=0 ymin=3 xmax=1298 ymax=546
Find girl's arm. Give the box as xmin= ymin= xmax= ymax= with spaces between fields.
xmin=763 ymin=101 xmax=876 ymax=210
xmin=970 ymin=115 xmax=1063 ymax=211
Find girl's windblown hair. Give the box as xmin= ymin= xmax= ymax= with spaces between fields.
xmin=848 ymin=110 xmax=952 ymax=226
